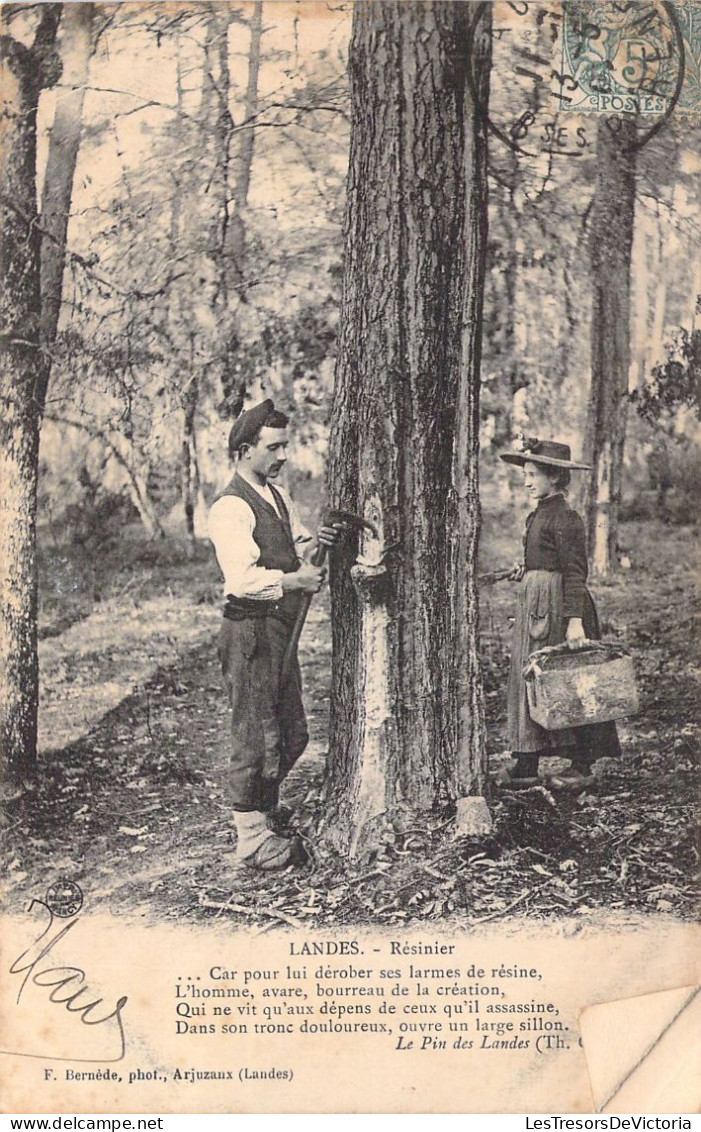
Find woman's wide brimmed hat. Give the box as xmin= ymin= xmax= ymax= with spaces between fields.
xmin=500 ymin=436 xmax=591 ymax=470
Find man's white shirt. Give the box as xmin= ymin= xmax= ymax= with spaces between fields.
xmin=208 ymin=474 xmax=312 ymax=601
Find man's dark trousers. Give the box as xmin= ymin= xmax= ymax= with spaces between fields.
xmin=219 ymin=615 xmax=309 ymax=813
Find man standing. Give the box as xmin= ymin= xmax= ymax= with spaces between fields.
xmin=209 ymin=399 xmax=341 ymax=870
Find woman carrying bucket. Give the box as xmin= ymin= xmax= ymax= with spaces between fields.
xmin=499 ymin=436 xmax=622 ymax=789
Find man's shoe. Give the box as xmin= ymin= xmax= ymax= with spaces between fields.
xmin=242 ymin=833 xmax=302 ymax=871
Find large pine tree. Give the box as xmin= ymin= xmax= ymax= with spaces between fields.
xmin=323 ymin=1 xmax=492 ymax=855
xmin=584 ymin=118 xmax=637 ymax=576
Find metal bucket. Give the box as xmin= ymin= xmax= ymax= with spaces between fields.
xmin=523 ymin=641 xmax=640 ymax=730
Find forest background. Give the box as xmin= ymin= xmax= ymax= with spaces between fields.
xmin=0 ymin=0 xmax=698 ymax=926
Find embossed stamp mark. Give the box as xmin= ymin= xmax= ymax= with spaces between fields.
xmin=45 ymin=879 xmax=84 ymax=918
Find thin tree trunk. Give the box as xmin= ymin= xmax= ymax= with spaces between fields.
xmin=180 ymin=342 xmax=201 ymax=541
xmin=451 ymin=9 xmax=492 ymax=837
xmin=202 ymin=5 xmax=251 ymax=411
xmin=630 ymin=210 xmax=651 ymax=392
xmin=650 ymin=278 xmax=668 ymax=369
xmin=584 ymin=118 xmax=636 ymax=577
xmin=324 ymin=2 xmax=491 ymax=857
xmin=0 ymin=6 xmax=62 ymax=779
xmin=171 ymin=41 xmax=204 ymax=538
xmin=225 ymin=0 xmax=262 ymax=298
xmin=647 ymin=153 xmax=683 ymax=377
xmin=39 ymin=2 xmax=96 ymax=394
xmin=46 ymin=416 xmax=165 ymax=538
xmin=203 ymin=8 xmax=227 ymax=303
xmin=105 ymin=436 xmax=165 ymax=540
xmin=500 ymin=150 xmax=526 ymax=440
xmin=202 ymin=0 xmax=263 ymax=301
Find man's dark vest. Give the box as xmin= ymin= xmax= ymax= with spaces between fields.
xmin=215 ymin=473 xmax=303 ymax=624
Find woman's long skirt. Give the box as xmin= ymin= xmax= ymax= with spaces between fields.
xmin=506 ymin=569 xmax=622 ymax=759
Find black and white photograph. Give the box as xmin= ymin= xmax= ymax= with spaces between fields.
xmin=1 ymin=0 xmax=699 ymax=1116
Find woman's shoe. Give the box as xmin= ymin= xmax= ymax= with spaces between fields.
xmin=506 ymin=773 xmax=541 ymax=790
xmin=548 ymin=768 xmax=595 ymax=790
xmin=494 ymin=763 xmax=541 ymax=790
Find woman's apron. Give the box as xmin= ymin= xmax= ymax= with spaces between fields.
xmin=507 ymin=570 xmax=568 ymax=753
xmin=506 ymin=569 xmax=622 ymax=759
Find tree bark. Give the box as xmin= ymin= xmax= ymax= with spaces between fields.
xmin=630 ymin=208 xmax=651 ymax=393
xmin=170 ymin=42 xmax=205 ymax=538
xmin=491 ymin=150 xmax=527 ymax=444
xmin=0 ymin=5 xmax=62 ymax=779
xmin=204 ymin=3 xmax=262 ymax=304
xmin=180 ymin=340 xmax=202 ymax=541
xmin=39 ymin=2 xmax=96 ymax=392
xmin=452 ymin=10 xmax=492 ymax=837
xmin=225 ymin=0 xmax=262 ymax=298
xmin=584 ymin=118 xmax=636 ymax=577
xmin=323 ymin=2 xmax=491 ymax=857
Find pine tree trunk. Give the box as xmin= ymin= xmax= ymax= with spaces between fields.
xmin=584 ymin=118 xmax=636 ymax=577
xmin=452 ymin=9 xmax=491 ymax=837
xmin=0 ymin=8 xmax=62 ymax=779
xmin=39 ymin=2 xmax=96 ymax=387
xmin=0 ymin=375 xmax=41 ymax=781
xmin=225 ymin=0 xmax=262 ymax=298
xmin=171 ymin=45 xmax=204 ymax=539
xmin=323 ymin=2 xmax=491 ymax=857
xmin=181 ymin=362 xmax=201 ymax=541
xmin=204 ymin=6 xmax=232 ymax=306
xmin=630 ymin=211 xmax=651 ymax=392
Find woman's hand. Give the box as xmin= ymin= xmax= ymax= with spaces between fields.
xmin=508 ymin=561 xmax=525 ymax=582
xmin=566 ymin=618 xmax=586 ymax=649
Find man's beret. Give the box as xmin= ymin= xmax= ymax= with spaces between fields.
xmin=228 ymin=399 xmax=275 ymax=454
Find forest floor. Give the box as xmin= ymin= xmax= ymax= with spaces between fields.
xmin=1 ymin=516 xmax=698 ymax=931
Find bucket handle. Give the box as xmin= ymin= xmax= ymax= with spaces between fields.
xmin=523 ymin=639 xmax=629 ymax=678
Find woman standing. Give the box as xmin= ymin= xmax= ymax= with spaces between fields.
xmin=500 ymin=437 xmax=622 ymax=788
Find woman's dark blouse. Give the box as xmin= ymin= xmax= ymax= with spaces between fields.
xmin=524 ymin=493 xmax=588 ymax=619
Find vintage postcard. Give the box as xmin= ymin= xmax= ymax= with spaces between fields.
xmin=1 ymin=0 xmax=699 ymax=1116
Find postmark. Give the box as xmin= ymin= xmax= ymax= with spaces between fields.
xmin=45 ymin=878 xmax=84 ymax=918
xmin=468 ymin=0 xmax=689 ymax=161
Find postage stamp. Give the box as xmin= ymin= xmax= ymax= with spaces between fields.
xmin=560 ymin=1 xmax=686 ymax=116
xmin=672 ymin=0 xmax=701 ymax=114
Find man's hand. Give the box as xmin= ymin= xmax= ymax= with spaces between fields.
xmin=283 ymin=563 xmax=327 ymax=595
xmin=566 ymin=618 xmax=586 ymax=649
xmin=508 ymin=561 xmax=525 ymax=582
xmin=316 ymin=521 xmax=347 ymax=549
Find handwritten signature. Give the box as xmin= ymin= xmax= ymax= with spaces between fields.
xmin=3 ymin=898 xmax=128 ymax=1062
